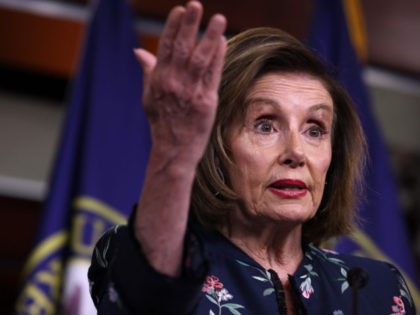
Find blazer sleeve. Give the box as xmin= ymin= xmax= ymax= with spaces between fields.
xmin=88 ymin=220 xmax=209 ymax=315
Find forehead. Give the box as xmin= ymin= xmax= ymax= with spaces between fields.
xmin=222 ymin=71 xmax=334 ymax=133
xmin=241 ymin=72 xmax=333 ymax=115
xmin=246 ymin=72 xmax=331 ymax=100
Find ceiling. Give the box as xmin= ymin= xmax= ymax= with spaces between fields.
xmin=128 ymin=0 xmax=420 ymax=77
xmin=0 ymin=0 xmax=419 ymax=78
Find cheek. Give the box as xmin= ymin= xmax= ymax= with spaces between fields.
xmin=312 ymin=152 xmax=332 ymax=204
xmin=315 ymin=145 xmax=332 ymax=178
xmin=228 ymin=144 xmax=272 ymax=192
xmin=229 ymin=153 xmax=261 ymax=186
xmin=319 ymin=156 xmax=332 ymax=179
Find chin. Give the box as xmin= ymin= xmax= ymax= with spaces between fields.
xmin=270 ymin=205 xmax=316 ymax=223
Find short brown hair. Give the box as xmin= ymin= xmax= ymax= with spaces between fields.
xmin=191 ymin=27 xmax=366 ymax=246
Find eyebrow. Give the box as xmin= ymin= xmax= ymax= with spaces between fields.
xmin=245 ymin=97 xmax=333 ymax=114
xmin=308 ymin=103 xmax=334 ymax=114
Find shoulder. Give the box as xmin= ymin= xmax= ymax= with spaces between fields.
xmin=305 ymin=245 xmax=416 ymax=312
xmin=307 ymin=245 xmax=404 ymax=282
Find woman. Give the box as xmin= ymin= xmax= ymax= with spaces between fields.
xmin=88 ymin=2 xmax=416 ymax=314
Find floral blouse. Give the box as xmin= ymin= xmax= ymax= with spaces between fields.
xmin=88 ymin=221 xmax=416 ymax=315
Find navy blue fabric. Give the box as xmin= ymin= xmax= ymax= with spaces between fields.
xmin=89 ymin=222 xmax=416 ymax=314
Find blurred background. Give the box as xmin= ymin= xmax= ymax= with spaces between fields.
xmin=0 ymin=0 xmax=419 ymax=313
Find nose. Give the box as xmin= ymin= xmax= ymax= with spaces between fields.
xmin=279 ymin=131 xmax=305 ymax=168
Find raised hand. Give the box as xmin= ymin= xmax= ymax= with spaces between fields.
xmin=133 ymin=2 xmax=227 ymax=277
xmin=135 ymin=1 xmax=227 ymax=168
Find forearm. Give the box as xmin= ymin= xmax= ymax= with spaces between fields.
xmin=134 ymin=146 xmax=198 ymax=276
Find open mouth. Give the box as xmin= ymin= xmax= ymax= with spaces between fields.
xmin=269 ymin=179 xmax=308 ymax=198
xmin=270 ymin=179 xmax=307 ymax=190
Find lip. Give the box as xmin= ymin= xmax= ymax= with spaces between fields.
xmin=268 ymin=179 xmax=308 ymax=199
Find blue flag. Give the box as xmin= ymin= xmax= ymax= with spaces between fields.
xmin=305 ymin=0 xmax=419 ymax=305
xmin=15 ymin=0 xmax=150 ymax=313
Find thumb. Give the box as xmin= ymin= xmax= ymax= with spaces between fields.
xmin=133 ymin=48 xmax=157 ymax=80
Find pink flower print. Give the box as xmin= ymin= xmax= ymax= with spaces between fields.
xmin=391 ymin=296 xmax=406 ymax=315
xmin=202 ymin=275 xmax=224 ymax=294
xmin=298 ymin=264 xmax=318 ymax=299
xmin=202 ymin=275 xmax=244 ymax=314
xmin=300 ymin=277 xmax=314 ymax=299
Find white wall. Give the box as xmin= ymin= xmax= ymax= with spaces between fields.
xmin=0 ymin=91 xmax=65 ymax=199
xmin=366 ymin=67 xmax=420 ymax=152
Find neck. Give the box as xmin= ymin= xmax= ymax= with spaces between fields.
xmin=220 ymin=213 xmax=303 ymax=315
xmin=220 ymin=218 xmax=304 ymax=282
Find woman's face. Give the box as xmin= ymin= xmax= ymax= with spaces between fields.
xmin=225 ymin=72 xmax=333 ymax=226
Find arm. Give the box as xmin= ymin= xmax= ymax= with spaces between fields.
xmin=89 ymin=4 xmax=226 ymax=313
xmin=89 ymin=224 xmax=208 ymax=314
xmin=133 ymin=1 xmax=227 ymax=277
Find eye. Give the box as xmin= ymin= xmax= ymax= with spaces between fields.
xmin=255 ymin=118 xmax=275 ymax=133
xmin=307 ymin=125 xmax=327 ymax=138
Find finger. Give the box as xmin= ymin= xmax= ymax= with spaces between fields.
xmin=188 ymin=14 xmax=227 ymax=83
xmin=156 ymin=6 xmax=185 ymax=64
xmin=171 ymin=1 xmax=203 ymax=65
xmin=205 ymin=36 xmax=227 ymax=90
xmin=134 ymin=48 xmax=157 ymax=82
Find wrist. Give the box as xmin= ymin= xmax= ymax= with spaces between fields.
xmin=147 ymin=145 xmax=201 ymax=179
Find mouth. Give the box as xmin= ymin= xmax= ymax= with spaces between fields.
xmin=270 ymin=179 xmax=307 ymax=189
xmin=268 ymin=179 xmax=308 ymax=198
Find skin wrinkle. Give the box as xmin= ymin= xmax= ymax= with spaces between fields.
xmin=127 ymin=7 xmax=371 ymax=312
xmin=220 ymin=72 xmax=334 ymax=315
xmin=222 ymin=72 xmax=334 ymax=277
xmin=157 ymin=7 xmax=185 ymax=63
xmin=134 ymin=1 xmax=227 ymax=276
xmin=129 ymin=3 xmax=371 ymax=313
